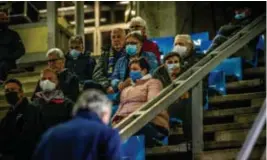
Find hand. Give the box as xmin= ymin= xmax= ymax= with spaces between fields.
xmin=106 ymin=86 xmax=115 ymax=94
xmin=180 ymin=92 xmax=189 ymax=99
xmin=118 ymin=78 xmax=132 ymax=91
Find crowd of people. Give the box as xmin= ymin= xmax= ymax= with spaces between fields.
xmin=0 ymin=6 xmax=261 ymax=160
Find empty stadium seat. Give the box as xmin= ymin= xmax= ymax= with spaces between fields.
xmin=208 ymin=70 xmax=226 ymax=95
xmin=212 ymin=57 xmax=243 ymax=81
xmin=122 ymin=135 xmax=145 ymax=160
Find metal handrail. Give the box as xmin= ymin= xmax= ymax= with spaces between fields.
xmin=237 ymin=99 xmax=266 ymax=160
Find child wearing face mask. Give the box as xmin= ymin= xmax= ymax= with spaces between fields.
xmin=112 ymin=58 xmax=169 ymax=147
xmin=32 ymin=68 xmax=74 ymax=132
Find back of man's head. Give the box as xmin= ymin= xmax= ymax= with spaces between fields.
xmin=72 ymin=89 xmax=112 ymax=125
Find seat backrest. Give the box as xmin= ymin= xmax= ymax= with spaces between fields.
xmin=150 ymin=36 xmax=174 ymax=55
xmin=121 ymin=135 xmax=145 ymax=160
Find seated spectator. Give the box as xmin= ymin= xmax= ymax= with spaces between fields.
xmin=0 ymin=79 xmax=41 ymax=160
xmin=65 ymin=35 xmax=96 ymax=83
xmin=32 ymin=68 xmax=73 ymax=132
xmin=111 ymin=31 xmax=159 ymax=92
xmin=163 ymin=52 xmax=191 ymax=141
xmin=93 ymin=28 xmax=126 ymax=94
xmin=32 ymin=48 xmax=79 ymax=101
xmin=33 ymin=90 xmax=122 ymax=160
xmin=112 ymin=58 xmax=169 ymax=147
xmin=0 ymin=12 xmax=25 ymax=84
xmin=129 ymin=16 xmax=161 ymax=64
xmin=172 ymin=34 xmax=203 ymax=71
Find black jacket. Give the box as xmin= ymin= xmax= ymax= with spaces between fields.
xmin=31 ymin=69 xmax=80 ymax=102
xmin=0 ymin=28 xmax=25 ymax=69
xmin=65 ymin=51 xmax=96 ymax=82
xmin=32 ymin=95 xmax=73 ymax=133
xmin=0 ymin=98 xmax=42 ymax=160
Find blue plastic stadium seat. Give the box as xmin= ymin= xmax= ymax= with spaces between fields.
xmin=208 ymin=70 xmax=226 ymax=95
xmin=150 ymin=36 xmax=175 ymax=55
xmin=213 ymin=57 xmax=243 ymax=81
xmin=190 ymin=32 xmax=210 ymax=54
xmin=122 ymin=136 xmax=145 ymax=160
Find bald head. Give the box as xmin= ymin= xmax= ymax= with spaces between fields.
xmin=111 ymin=28 xmax=126 ymax=52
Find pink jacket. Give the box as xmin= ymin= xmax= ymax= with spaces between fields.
xmin=113 ymin=76 xmax=169 ymax=130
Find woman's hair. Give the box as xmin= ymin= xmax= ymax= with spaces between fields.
xmin=129 ymin=57 xmax=150 ymax=74
xmin=163 ymin=52 xmax=183 ymax=64
xmin=126 ymin=31 xmax=145 ymax=43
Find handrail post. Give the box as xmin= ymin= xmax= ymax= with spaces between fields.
xmin=191 ymin=80 xmax=204 ymax=159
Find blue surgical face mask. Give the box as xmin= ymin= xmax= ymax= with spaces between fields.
xmin=126 ymin=44 xmax=137 ymax=56
xmin=130 ymin=71 xmax=143 ymax=82
xmin=235 ymin=12 xmax=246 ymax=20
xmin=70 ymin=49 xmax=81 ymax=59
xmin=167 ymin=63 xmax=180 ymax=73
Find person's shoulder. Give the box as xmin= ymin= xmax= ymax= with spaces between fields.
xmin=145 ymin=39 xmax=159 ymax=47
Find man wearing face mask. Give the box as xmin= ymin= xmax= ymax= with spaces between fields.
xmin=32 ymin=68 xmax=73 ymax=132
xmin=129 ymin=16 xmax=161 ymax=64
xmin=0 ymin=12 xmax=25 ymax=84
xmin=32 ymin=48 xmax=79 ymax=102
xmin=206 ymin=5 xmax=263 ymax=61
xmin=93 ymin=28 xmax=126 ymax=94
xmin=111 ymin=31 xmax=158 ymax=92
xmin=0 ymin=79 xmax=42 ymax=160
xmin=65 ymin=35 xmax=96 ymax=83
xmin=173 ymin=34 xmax=201 ymax=70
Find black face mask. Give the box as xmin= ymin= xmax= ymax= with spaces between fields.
xmin=5 ymin=92 xmax=20 ymax=106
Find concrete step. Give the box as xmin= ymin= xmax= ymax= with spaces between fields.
xmin=209 ymin=92 xmax=265 ymax=105
xmin=170 ymin=122 xmax=254 ymax=135
xmin=8 ymin=71 xmax=40 ymax=79
xmin=226 ymin=79 xmax=263 ymax=89
xmin=204 ymin=105 xmax=260 ymax=118
xmin=214 ymin=129 xmax=265 ymax=142
xmin=243 ymin=67 xmax=265 ymax=79
xmin=234 ymin=113 xmax=257 ymax=124
xmin=146 ymin=143 xmax=188 ymax=156
xmin=201 ymin=147 xmax=265 ymax=160
xmin=0 ymin=109 xmax=8 ymax=120
xmin=204 ymin=138 xmax=265 ymax=150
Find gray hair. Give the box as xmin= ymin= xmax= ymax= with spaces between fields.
xmin=72 ymin=89 xmax=112 ymax=117
xmin=129 ymin=16 xmax=147 ymax=29
xmin=46 ymin=48 xmax=65 ymax=59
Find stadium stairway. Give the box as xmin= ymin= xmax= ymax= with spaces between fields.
xmin=146 ymin=56 xmax=266 ymax=160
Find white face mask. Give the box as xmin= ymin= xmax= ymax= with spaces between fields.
xmin=172 ymin=45 xmax=188 ymax=58
xmin=167 ymin=63 xmax=180 ymax=73
xmin=40 ymin=80 xmax=56 ymax=92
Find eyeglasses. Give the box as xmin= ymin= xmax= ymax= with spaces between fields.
xmin=130 ymin=25 xmax=143 ymax=29
xmin=47 ymin=58 xmax=62 ymax=63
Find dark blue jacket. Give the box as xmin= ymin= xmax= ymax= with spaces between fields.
xmin=33 ymin=111 xmax=122 ymax=160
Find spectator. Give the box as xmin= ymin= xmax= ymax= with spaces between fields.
xmin=206 ymin=6 xmax=261 ymax=62
xmin=0 ymin=79 xmax=41 ymax=160
xmin=163 ymin=52 xmax=191 ymax=141
xmin=93 ymin=28 xmax=126 ymax=94
xmin=112 ymin=58 xmax=169 ymax=147
xmin=32 ymin=48 xmax=79 ymax=101
xmin=0 ymin=12 xmax=25 ymax=84
xmin=32 ymin=68 xmax=73 ymax=132
xmin=129 ymin=16 xmax=161 ymax=64
xmin=111 ymin=31 xmax=159 ymax=92
xmin=33 ymin=89 xmax=122 ymax=160
xmin=172 ymin=34 xmax=203 ymax=71
xmin=65 ymin=35 xmax=96 ymax=83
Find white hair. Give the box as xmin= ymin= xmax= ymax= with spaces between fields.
xmin=72 ymin=89 xmax=112 ymax=117
xmin=129 ymin=16 xmax=147 ymax=29
xmin=46 ymin=48 xmax=65 ymax=59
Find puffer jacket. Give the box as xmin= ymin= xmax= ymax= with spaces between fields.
xmin=112 ymin=76 xmax=169 ymax=131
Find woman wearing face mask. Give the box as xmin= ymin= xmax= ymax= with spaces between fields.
xmin=111 ymin=31 xmax=159 ymax=93
xmin=112 ymin=58 xmax=169 ymax=147
xmin=32 ymin=68 xmax=74 ymax=132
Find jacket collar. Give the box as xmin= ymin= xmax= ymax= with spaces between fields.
xmin=10 ymin=97 xmax=29 ymax=113
xmin=76 ymin=110 xmax=103 ymax=123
